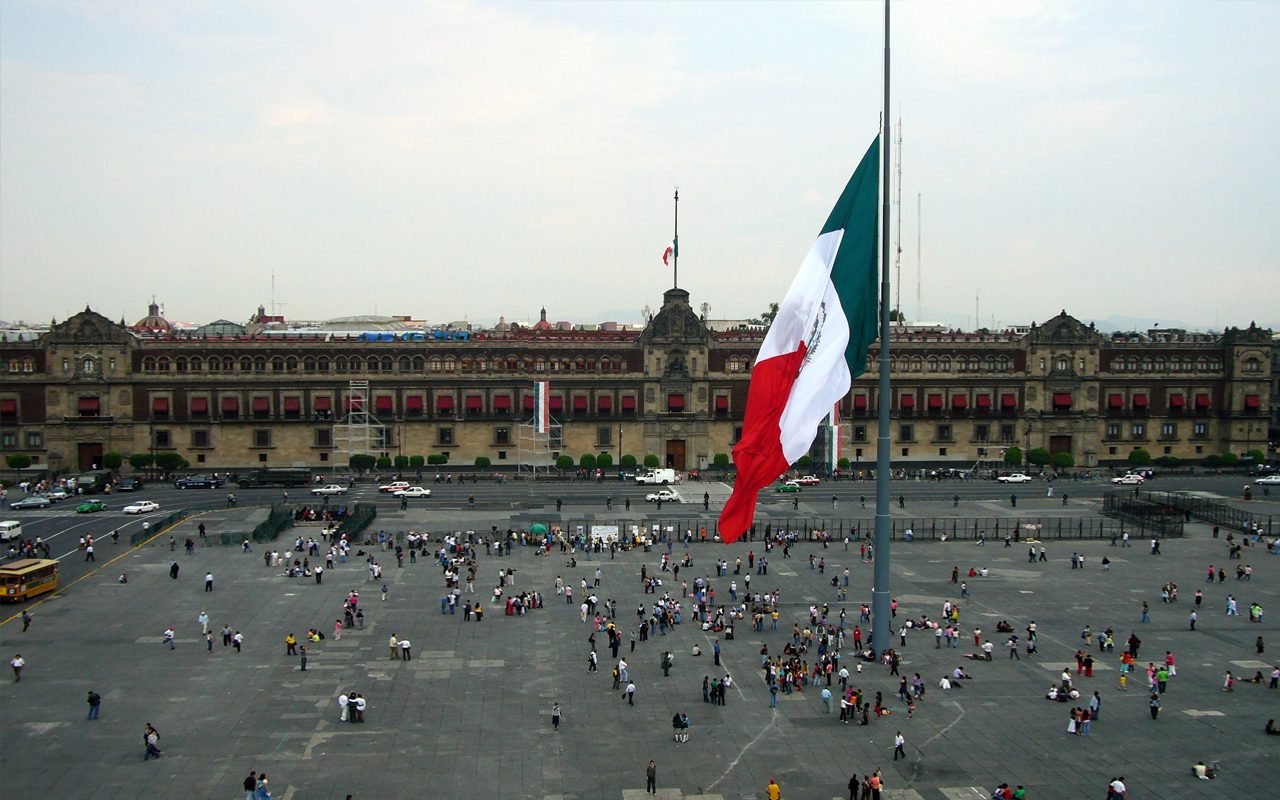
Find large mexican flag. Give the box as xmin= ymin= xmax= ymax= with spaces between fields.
xmin=719 ymin=137 xmax=881 ymax=542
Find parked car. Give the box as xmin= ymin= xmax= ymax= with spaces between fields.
xmin=775 ymin=481 xmax=803 ymax=493
xmin=392 ymin=487 xmax=431 ymax=498
xmin=75 ymin=500 xmax=108 ymax=513
xmin=996 ymin=473 xmax=1033 ymax=483
xmin=174 ymin=475 xmax=222 ymax=489
xmin=8 ymin=496 xmax=52 ymax=510
xmin=311 ymin=484 xmax=349 ymax=496
xmin=1255 ymin=474 xmax=1280 ymax=485
xmin=793 ymin=475 xmax=821 ymax=486
xmin=645 ymin=489 xmax=681 ymax=503
xmin=1111 ymin=474 xmax=1146 ymax=485
xmin=379 ymin=481 xmax=412 ymax=493
xmin=123 ymin=500 xmax=160 ymax=514
xmin=115 ymin=477 xmax=143 ymax=492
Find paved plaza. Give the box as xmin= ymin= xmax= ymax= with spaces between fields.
xmin=2 ymin=492 xmax=1278 ymax=800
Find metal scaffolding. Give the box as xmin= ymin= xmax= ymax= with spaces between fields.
xmin=334 ymin=380 xmax=387 ymax=468
xmin=517 ymin=415 xmax=560 ymax=477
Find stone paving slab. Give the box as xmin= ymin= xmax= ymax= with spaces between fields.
xmin=0 ymin=501 xmax=1277 ymax=799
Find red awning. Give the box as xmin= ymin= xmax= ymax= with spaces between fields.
xmin=346 ymin=397 xmax=363 ymax=412
xmin=283 ymin=397 xmax=301 ymax=412
xmin=573 ymin=396 xmax=588 ymax=411
xmin=1168 ymin=394 xmax=1185 ymax=409
xmin=79 ymin=397 xmax=101 ymax=412
xmin=376 ymin=395 xmax=394 ymax=411
xmin=1052 ymin=392 xmax=1072 ymax=407
xmin=900 ymin=394 xmax=915 ymax=409
xmin=406 ymin=395 xmax=424 ymax=410
xmin=465 ymin=395 xmax=483 ymax=410
xmin=1000 ymin=393 xmax=1017 ymax=409
xmin=1108 ymin=394 xmax=1123 ymax=409
xmin=952 ymin=395 xmax=967 ymax=409
xmin=152 ymin=397 xmax=169 ymax=413
xmin=493 ymin=395 xmax=511 ymax=410
xmin=1132 ymin=394 xmax=1148 ymax=408
xmin=549 ymin=396 xmax=564 ymax=411
xmin=621 ymin=396 xmax=636 ymax=410
xmin=436 ymin=395 xmax=454 ymax=410
xmin=220 ymin=397 xmax=238 ymax=413
xmin=854 ymin=395 xmax=868 ymax=410
xmin=668 ymin=394 xmax=685 ymax=410
xmin=523 ymin=396 xmax=535 ymax=411
xmin=715 ymin=395 xmax=729 ymax=410
xmin=1194 ymin=393 xmax=1210 ymax=409
xmin=975 ymin=394 xmax=992 ymax=408
xmin=313 ymin=396 xmax=332 ymax=411
xmin=0 ymin=398 xmax=17 ymax=413
xmin=190 ymin=397 xmax=209 ymax=413
xmin=927 ymin=394 xmax=943 ymax=409
xmin=253 ymin=397 xmax=270 ymax=413
xmin=597 ymin=395 xmax=612 ymax=411
xmin=1245 ymin=394 xmax=1261 ymax=409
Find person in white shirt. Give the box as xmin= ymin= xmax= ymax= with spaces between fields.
xmin=1108 ymin=777 xmax=1126 ymax=797
xmin=10 ymin=654 xmax=25 ymax=682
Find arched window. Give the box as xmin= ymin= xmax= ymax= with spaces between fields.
xmin=367 ymin=357 xmax=380 ymax=372
xmin=285 ymin=356 xmax=298 ymax=373
xmin=271 ymin=357 xmax=284 ymax=372
xmin=190 ymin=357 xmax=203 ymax=372
xmin=399 ymin=356 xmax=411 ymax=372
xmin=157 ymin=357 xmax=170 ymax=372
xmin=927 ymin=357 xmax=939 ymax=372
xmin=1244 ymin=357 xmax=1262 ymax=373
xmin=303 ymin=358 xmax=316 ymax=372
xmin=413 ymin=356 xmax=425 ymax=372
xmin=910 ymin=356 xmax=923 ymax=372
xmin=428 ymin=358 xmax=442 ymax=372
xmin=335 ymin=357 xmax=349 ymax=372
xmin=1056 ymin=356 xmax=1069 ymax=372
xmin=940 ymin=357 xmax=951 ymax=371
xmin=253 ymin=357 xmax=266 ymax=373
xmin=207 ymin=358 xmax=220 ymax=373
xmin=442 ymin=357 xmax=456 ymax=371
xmin=1155 ymin=357 xmax=1166 ymax=372
xmin=575 ymin=358 xmax=586 ymax=372
xmin=505 ymin=357 xmax=517 ymax=372
xmin=142 ymin=357 xmax=157 ymax=372
xmin=461 ymin=357 xmax=472 ymax=372
xmin=84 ymin=357 xmax=97 ymax=374
xmin=1142 ymin=357 xmax=1154 ymax=372
xmin=999 ymin=357 xmax=1011 ymax=371
xmin=316 ymin=357 xmax=329 ymax=372
xmin=534 ymin=358 xmax=545 ymax=372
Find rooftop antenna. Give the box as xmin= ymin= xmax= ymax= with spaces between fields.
xmin=975 ymin=289 xmax=980 ymax=331
xmin=892 ymin=116 xmax=903 ymax=323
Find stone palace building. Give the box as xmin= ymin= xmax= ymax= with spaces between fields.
xmin=1 ymin=289 xmax=1274 ymax=475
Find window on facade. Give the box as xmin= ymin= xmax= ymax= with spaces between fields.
xmin=1 ymin=432 xmax=16 ymax=448
xmin=1131 ymin=423 xmax=1146 ymax=438
xmin=899 ymin=424 xmax=914 ymax=442
xmin=1107 ymin=423 xmax=1121 ymax=438
xmin=192 ymin=430 xmax=210 ymax=448
xmin=150 ymin=430 xmax=170 ymax=448
xmin=1243 ymin=357 xmax=1262 ymax=373
xmin=596 ymin=426 xmax=612 ymax=447
xmin=732 ymin=426 xmax=744 ymax=444
xmin=974 ymin=424 xmax=989 ymax=442
xmin=901 ymin=447 xmax=910 ymax=457
xmin=62 ymin=358 xmax=70 ymax=372
xmin=1056 ymin=357 xmax=1069 ymax=371
xmin=1000 ymin=424 xmax=1015 ymax=442
xmin=936 ymin=424 xmax=953 ymax=441
xmin=1161 ymin=423 xmax=1176 ymax=437
xmin=438 ymin=427 xmax=454 ymax=446
xmin=495 ymin=427 xmax=510 ymax=446
xmin=315 ymin=429 xmax=332 ymax=448
xmin=253 ymin=429 xmax=272 ymax=448
xmin=376 ymin=429 xmax=393 ymax=449
xmin=1193 ymin=422 xmax=1207 ymax=436
xmin=852 ymin=425 xmax=866 ymax=442
xmin=26 ymin=432 xmax=43 ymax=448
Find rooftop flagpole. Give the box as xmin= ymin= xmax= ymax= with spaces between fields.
xmin=871 ymin=0 xmax=894 ymax=655
xmin=673 ymin=188 xmax=680 ymax=289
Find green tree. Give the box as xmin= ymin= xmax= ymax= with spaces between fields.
xmin=1154 ymin=455 xmax=1181 ymax=468
xmin=795 ymin=455 xmax=813 ymax=470
xmin=474 ymin=456 xmax=492 ymax=468
xmin=555 ymin=455 xmax=574 ymax=471
xmin=129 ymin=453 xmax=155 ymax=471
xmin=1026 ymin=448 xmax=1051 ymax=467
xmin=1203 ymin=454 xmax=1225 ymax=468
xmin=837 ymin=457 xmax=851 ymax=470
xmin=1050 ymin=451 xmax=1075 ymax=469
xmin=888 ymin=308 xmax=907 ymax=323
xmin=1220 ymin=452 xmax=1239 ymax=467
xmin=6 ymin=454 xmax=32 ymax=470
xmin=376 ymin=456 xmax=392 ymax=469
xmin=154 ymin=451 xmax=188 ymax=475
xmin=408 ymin=455 xmax=425 ymax=469
xmin=579 ymin=453 xmax=597 ymax=470
xmin=643 ymin=454 xmax=660 ymax=469
xmin=348 ymin=454 xmax=376 ymax=472
xmin=102 ymin=451 xmax=124 ymax=471
xmin=393 ymin=455 xmax=410 ymax=469
xmin=1002 ymin=446 xmax=1022 ymax=466
xmin=595 ymin=453 xmax=613 ymax=468
xmin=1127 ymin=447 xmax=1153 ymax=467
xmin=1246 ymin=448 xmax=1266 ymax=462
xmin=713 ymin=453 xmax=731 ymax=473
xmin=427 ymin=454 xmax=450 ymax=466
xmin=620 ymin=454 xmax=637 ymax=469
xmin=750 ymin=302 xmax=780 ymax=326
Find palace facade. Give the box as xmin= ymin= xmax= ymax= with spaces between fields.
xmin=1 ymin=289 xmax=1274 ymax=474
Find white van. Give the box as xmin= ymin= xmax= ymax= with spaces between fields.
xmin=0 ymin=520 xmax=22 ymax=543
xmin=635 ymin=468 xmax=679 ymax=485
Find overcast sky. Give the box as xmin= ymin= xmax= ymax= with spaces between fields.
xmin=2 ymin=0 xmax=1277 ymax=331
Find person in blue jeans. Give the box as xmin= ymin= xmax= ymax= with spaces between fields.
xmin=769 ymin=684 xmax=778 ymax=707
xmin=86 ymin=691 xmax=101 ymax=720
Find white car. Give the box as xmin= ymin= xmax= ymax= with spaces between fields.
xmin=392 ymin=487 xmax=431 ymax=498
xmin=996 ymin=473 xmax=1033 ymax=483
xmin=645 ymin=489 xmax=681 ymax=503
xmin=44 ymin=488 xmax=70 ymax=501
xmin=311 ymin=484 xmax=349 ymax=496
xmin=123 ymin=500 xmax=160 ymax=514
xmin=1111 ymin=474 xmax=1146 ymax=485
xmin=1255 ymin=474 xmax=1280 ymax=485
xmin=378 ymin=481 xmax=411 ymax=493
xmin=793 ymin=475 xmax=821 ymax=486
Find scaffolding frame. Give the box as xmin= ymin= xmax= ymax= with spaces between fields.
xmin=517 ymin=414 xmax=560 ymax=477
xmin=334 ymin=380 xmax=387 ymax=469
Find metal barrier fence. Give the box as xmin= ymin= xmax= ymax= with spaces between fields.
xmin=1131 ymin=490 xmax=1275 ymax=536
xmin=1100 ymin=492 xmax=1187 ymax=538
xmin=337 ymin=503 xmax=377 ymax=541
xmin=129 ymin=510 xmax=189 ymax=545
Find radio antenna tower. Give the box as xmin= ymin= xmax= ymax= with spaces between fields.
xmin=892 ymin=116 xmax=903 ymax=324
xmin=916 ymin=193 xmax=922 ymax=323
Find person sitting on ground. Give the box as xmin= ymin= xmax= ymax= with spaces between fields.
xmin=1191 ymin=761 xmax=1215 ymax=780
xmin=995 ymin=620 xmax=1014 ymax=633
xmin=952 ymin=666 xmax=972 ymax=680
xmin=1266 ymin=719 xmax=1280 ymax=735
xmin=691 ymin=644 xmax=702 ymax=657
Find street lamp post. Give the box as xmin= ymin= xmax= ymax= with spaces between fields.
xmin=618 ymin=424 xmax=623 ymax=471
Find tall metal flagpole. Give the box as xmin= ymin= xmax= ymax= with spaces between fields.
xmin=673 ymin=189 xmax=680 ymax=289
xmin=871 ymin=0 xmax=894 ymax=655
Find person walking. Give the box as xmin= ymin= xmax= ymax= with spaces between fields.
xmin=893 ymin=730 xmax=906 ymax=760
xmin=243 ymin=771 xmax=258 ymax=800
xmin=21 ymin=610 xmax=31 ymax=632
xmin=766 ymin=777 xmax=782 ymax=800
xmin=143 ymin=723 xmax=163 ymax=760
xmin=299 ymin=645 xmax=308 ymax=671
xmin=624 ymin=681 xmax=636 ymax=705
xmin=1149 ymin=692 xmax=1161 ymax=719
xmin=163 ymin=627 xmax=176 ymax=650
xmin=205 ymin=571 xmax=214 ymax=592
xmin=646 ymin=760 xmax=657 ymax=796
xmin=552 ymin=703 xmax=561 ymax=731
xmin=86 ymin=690 xmax=101 ymax=720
